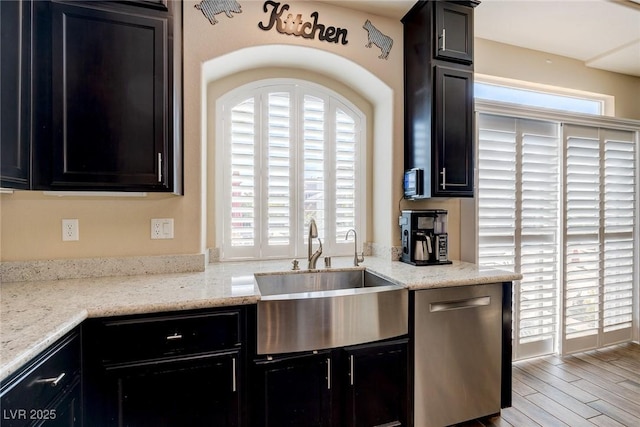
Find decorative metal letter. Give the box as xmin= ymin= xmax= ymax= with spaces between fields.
xmin=258 ymin=1 xmax=348 ymax=45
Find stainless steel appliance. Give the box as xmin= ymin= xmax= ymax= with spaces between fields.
xmin=414 ymin=284 xmax=503 ymax=426
xmin=400 ymin=209 xmax=451 ymax=266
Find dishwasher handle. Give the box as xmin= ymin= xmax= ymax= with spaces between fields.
xmin=429 ymin=296 xmax=491 ymax=312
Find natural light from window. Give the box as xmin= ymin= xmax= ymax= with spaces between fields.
xmin=475 ymin=81 xmax=605 ymax=115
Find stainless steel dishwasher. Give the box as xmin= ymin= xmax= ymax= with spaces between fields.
xmin=414 ymin=283 xmax=503 ymax=427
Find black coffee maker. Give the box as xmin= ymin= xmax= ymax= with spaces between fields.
xmin=400 ymin=210 xmax=451 ymax=266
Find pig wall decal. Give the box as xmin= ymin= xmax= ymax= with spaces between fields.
xmin=363 ymin=19 xmax=393 ymax=60
xmin=194 ymin=0 xmax=242 ymax=25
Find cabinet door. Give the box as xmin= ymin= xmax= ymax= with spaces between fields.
xmin=37 ymin=380 xmax=81 ymax=427
xmin=0 ymin=0 xmax=31 ymax=189
xmin=110 ymin=351 xmax=241 ymax=427
xmin=49 ymin=2 xmax=170 ymax=190
xmin=342 ymin=339 xmax=408 ymax=427
xmin=434 ymin=1 xmax=474 ymax=64
xmin=253 ymin=351 xmax=333 ymax=427
xmin=0 ymin=330 xmax=81 ymax=427
xmin=433 ymin=66 xmax=474 ymax=197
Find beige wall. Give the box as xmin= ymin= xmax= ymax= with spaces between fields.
xmin=2 ymin=3 xmax=639 ymax=263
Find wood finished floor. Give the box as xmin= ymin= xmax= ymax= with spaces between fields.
xmin=455 ymin=342 xmax=640 ymax=427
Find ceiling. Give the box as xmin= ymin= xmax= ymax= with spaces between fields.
xmin=316 ymin=0 xmax=640 ymax=77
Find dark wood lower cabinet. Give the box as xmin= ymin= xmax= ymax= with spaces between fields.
xmin=252 ymin=351 xmax=334 ymax=427
xmin=0 ymin=330 xmax=81 ymax=427
xmin=251 ymin=338 xmax=408 ymax=427
xmin=342 ymin=339 xmax=408 ymax=427
xmin=83 ymin=308 xmax=245 ymax=427
xmin=103 ymin=351 xmax=240 ymax=427
xmin=2 ymin=306 xmax=412 ymax=427
xmin=41 ymin=379 xmax=81 ymax=427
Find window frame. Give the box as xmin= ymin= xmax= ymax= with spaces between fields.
xmin=215 ymin=78 xmax=367 ymax=261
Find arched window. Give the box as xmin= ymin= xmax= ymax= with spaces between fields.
xmin=216 ymin=79 xmax=366 ymax=260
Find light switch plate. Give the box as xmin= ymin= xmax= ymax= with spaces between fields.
xmin=151 ymin=218 xmax=174 ymax=239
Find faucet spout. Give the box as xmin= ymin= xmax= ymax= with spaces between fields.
xmin=308 ymin=219 xmax=323 ymax=269
xmin=345 ymin=229 xmax=365 ymax=266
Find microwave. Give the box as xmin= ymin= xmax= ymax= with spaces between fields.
xmin=404 ymin=168 xmax=423 ymax=198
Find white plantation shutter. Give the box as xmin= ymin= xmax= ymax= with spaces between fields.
xmin=335 ymin=108 xmax=357 ymax=240
xmin=477 ymin=115 xmax=516 ymax=270
xmin=475 ymin=101 xmax=637 ymax=359
xmin=229 ymin=98 xmax=256 ymax=249
xmin=562 ymin=125 xmax=636 ymax=353
xmin=603 ymin=134 xmax=635 ymax=334
xmin=266 ymin=92 xmax=291 ymax=248
xmin=219 ymin=80 xmax=364 ymax=260
xmin=519 ymin=121 xmax=560 ymax=357
xmin=477 ymin=114 xmax=560 ymax=359
xmin=303 ymin=94 xmax=326 ymax=244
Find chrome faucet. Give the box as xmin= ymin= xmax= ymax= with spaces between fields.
xmin=345 ymin=229 xmax=365 ymax=266
xmin=308 ymin=219 xmax=323 ymax=269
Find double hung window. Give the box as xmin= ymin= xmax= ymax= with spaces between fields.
xmin=216 ymin=80 xmax=365 ymax=260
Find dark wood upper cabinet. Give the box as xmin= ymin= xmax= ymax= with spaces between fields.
xmin=43 ymin=0 xmax=180 ymax=191
xmin=1 ymin=0 xmax=182 ymax=192
xmin=433 ymin=65 xmax=474 ymax=196
xmin=434 ymin=1 xmax=475 ymax=63
xmin=403 ymin=0 xmax=478 ymax=198
xmin=0 ymin=0 xmax=32 ymax=189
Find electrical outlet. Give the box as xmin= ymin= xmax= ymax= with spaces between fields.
xmin=62 ymin=219 xmax=79 ymax=241
xmin=151 ymin=218 xmax=174 ymax=239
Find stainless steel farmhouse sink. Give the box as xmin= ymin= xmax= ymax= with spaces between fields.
xmin=255 ymin=269 xmax=408 ymax=354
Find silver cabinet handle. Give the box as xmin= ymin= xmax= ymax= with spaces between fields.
xmin=430 ymin=296 xmax=491 ymax=312
xmin=232 ymin=357 xmax=237 ymax=392
xmin=349 ymin=355 xmax=354 ymax=386
xmin=326 ymin=358 xmax=331 ymax=390
xmin=166 ymin=333 xmax=182 ymax=340
xmin=440 ymin=28 xmax=446 ymax=51
xmin=440 ymin=168 xmax=446 ymax=189
xmin=157 ymin=153 xmax=163 ymax=183
xmin=36 ymin=372 xmax=65 ymax=387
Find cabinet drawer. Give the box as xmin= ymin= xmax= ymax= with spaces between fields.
xmin=96 ymin=310 xmax=242 ymax=365
xmin=0 ymin=331 xmax=80 ymax=426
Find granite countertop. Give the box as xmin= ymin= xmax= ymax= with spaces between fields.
xmin=0 ymin=257 xmax=520 ymax=382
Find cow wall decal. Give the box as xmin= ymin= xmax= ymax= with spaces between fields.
xmin=195 ymin=0 xmax=242 ymax=25
xmin=363 ymin=19 xmax=393 ymax=60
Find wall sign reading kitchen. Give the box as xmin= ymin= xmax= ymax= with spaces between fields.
xmin=258 ymin=1 xmax=349 ymax=45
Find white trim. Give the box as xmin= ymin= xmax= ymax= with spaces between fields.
xmin=476 ymin=100 xmax=640 ymax=130
xmin=636 ymin=130 xmax=640 ymax=344
xmin=41 ymin=191 xmax=148 ymax=197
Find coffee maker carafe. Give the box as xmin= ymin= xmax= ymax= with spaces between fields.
xmin=400 ymin=210 xmax=451 ymax=266
xmin=413 ymin=231 xmax=429 ymax=261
